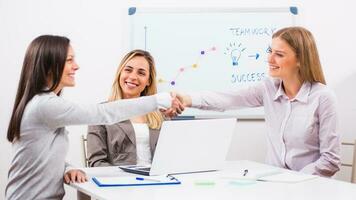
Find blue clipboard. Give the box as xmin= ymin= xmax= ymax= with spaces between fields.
xmin=92 ymin=175 xmax=181 ymax=187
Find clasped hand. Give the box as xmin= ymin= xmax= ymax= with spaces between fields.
xmin=160 ymin=92 xmax=191 ymax=118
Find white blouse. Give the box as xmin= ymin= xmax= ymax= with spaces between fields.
xmin=132 ymin=123 xmax=152 ymax=165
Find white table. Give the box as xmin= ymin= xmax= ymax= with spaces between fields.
xmin=70 ymin=160 xmax=356 ymax=200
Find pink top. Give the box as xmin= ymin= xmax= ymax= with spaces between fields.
xmin=191 ymin=78 xmax=340 ymax=177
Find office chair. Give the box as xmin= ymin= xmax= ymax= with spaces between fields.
xmin=341 ymin=140 xmax=356 ymax=183
xmin=81 ymin=134 xmax=89 ymax=168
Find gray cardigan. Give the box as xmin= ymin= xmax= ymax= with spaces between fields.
xmin=87 ymin=120 xmax=160 ymax=167
xmin=5 ymin=92 xmax=168 ymax=200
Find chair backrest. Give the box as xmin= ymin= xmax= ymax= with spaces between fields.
xmin=81 ymin=134 xmax=89 ymax=168
xmin=341 ymin=140 xmax=356 ymax=183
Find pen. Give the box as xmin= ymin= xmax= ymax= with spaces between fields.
xmin=136 ymin=177 xmax=161 ymax=182
xmin=243 ymin=169 xmax=248 ymax=176
xmin=167 ymin=174 xmax=178 ymax=181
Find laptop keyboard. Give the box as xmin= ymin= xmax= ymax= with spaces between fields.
xmin=137 ymin=167 xmax=151 ymax=171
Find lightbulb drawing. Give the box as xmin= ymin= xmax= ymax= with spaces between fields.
xmin=230 ymin=49 xmax=242 ymax=66
xmin=224 ymin=42 xmax=246 ymax=66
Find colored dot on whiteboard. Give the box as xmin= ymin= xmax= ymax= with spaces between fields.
xmin=200 ymin=51 xmax=205 ymax=55
xmin=179 ymin=68 xmax=185 ymax=72
xmin=211 ymin=47 xmax=216 ymax=51
xmin=158 ymin=79 xmax=164 ymax=83
xmin=170 ymin=81 xmax=176 ymax=86
xmin=192 ymin=64 xmax=198 ymax=68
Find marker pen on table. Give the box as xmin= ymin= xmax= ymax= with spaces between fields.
xmin=136 ymin=177 xmax=161 ymax=182
xmin=243 ymin=169 xmax=248 ymax=176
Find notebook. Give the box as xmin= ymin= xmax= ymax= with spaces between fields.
xmin=222 ymin=168 xmax=317 ymax=183
xmin=119 ymin=118 xmax=236 ymax=176
xmin=258 ymin=172 xmax=318 ymax=183
xmin=92 ymin=175 xmax=180 ymax=187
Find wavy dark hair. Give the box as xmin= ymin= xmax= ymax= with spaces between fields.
xmin=7 ymin=35 xmax=70 ymax=142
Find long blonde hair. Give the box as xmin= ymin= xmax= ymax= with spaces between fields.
xmin=272 ymin=26 xmax=326 ymax=84
xmin=109 ymin=49 xmax=164 ymax=129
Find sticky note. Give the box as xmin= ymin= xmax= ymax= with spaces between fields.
xmin=194 ymin=180 xmax=215 ymax=186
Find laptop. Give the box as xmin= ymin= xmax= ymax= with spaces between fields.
xmin=119 ymin=118 xmax=236 ymax=176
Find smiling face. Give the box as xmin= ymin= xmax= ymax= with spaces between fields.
xmin=61 ymin=46 xmax=78 ymax=87
xmin=119 ymin=56 xmax=150 ymax=99
xmin=53 ymin=45 xmax=79 ymax=93
xmin=267 ymin=37 xmax=300 ymax=81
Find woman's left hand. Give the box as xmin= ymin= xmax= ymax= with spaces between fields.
xmin=64 ymin=169 xmax=88 ymax=184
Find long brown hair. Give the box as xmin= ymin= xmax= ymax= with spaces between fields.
xmin=109 ymin=49 xmax=164 ymax=129
xmin=272 ymin=26 xmax=326 ymax=84
xmin=7 ymin=35 xmax=70 ymax=142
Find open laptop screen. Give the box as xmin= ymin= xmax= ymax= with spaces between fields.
xmin=119 ymin=118 xmax=236 ymax=176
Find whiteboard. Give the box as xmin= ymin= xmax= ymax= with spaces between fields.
xmin=129 ymin=7 xmax=298 ymax=119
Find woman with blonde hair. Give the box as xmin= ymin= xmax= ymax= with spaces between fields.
xmin=87 ymin=49 xmax=165 ymax=167
xmin=175 ymin=26 xmax=340 ymax=177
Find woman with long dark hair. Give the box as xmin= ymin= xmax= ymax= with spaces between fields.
xmin=5 ymin=35 xmax=182 ymax=200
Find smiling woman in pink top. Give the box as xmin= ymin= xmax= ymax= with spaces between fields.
xmin=176 ymin=26 xmax=340 ymax=177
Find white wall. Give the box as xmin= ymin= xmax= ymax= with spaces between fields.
xmin=1 ymin=0 xmax=356 ymax=199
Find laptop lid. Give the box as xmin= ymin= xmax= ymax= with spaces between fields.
xmin=149 ymin=118 xmax=236 ymax=176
